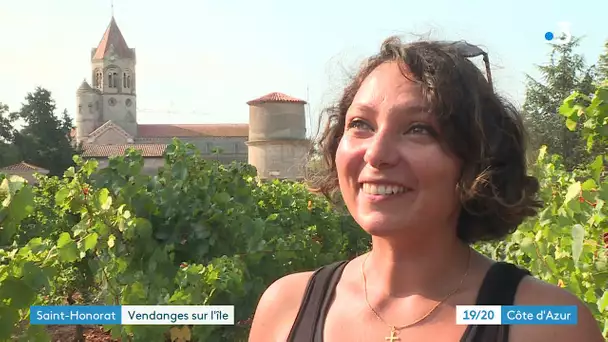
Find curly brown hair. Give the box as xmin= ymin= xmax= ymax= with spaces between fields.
xmin=307 ymin=36 xmax=543 ymax=243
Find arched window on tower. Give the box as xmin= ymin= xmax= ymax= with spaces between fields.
xmin=94 ymin=71 xmax=102 ymax=88
xmin=123 ymin=71 xmax=132 ymax=89
xmin=107 ymin=71 xmax=119 ymax=88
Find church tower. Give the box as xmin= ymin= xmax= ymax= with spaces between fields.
xmin=89 ymin=16 xmax=137 ymax=137
xmin=75 ymin=79 xmax=102 ymax=144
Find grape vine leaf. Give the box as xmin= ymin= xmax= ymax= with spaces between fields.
xmin=170 ymin=326 xmax=192 ymax=342
xmin=57 ymin=232 xmax=78 ymax=262
xmin=599 ymin=291 xmax=608 ymax=313
xmin=564 ymin=182 xmax=581 ymax=204
xmin=571 ymin=224 xmax=585 ymax=265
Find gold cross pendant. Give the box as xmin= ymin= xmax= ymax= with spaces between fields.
xmin=385 ymin=326 xmax=400 ymax=342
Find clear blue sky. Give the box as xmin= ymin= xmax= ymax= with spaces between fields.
xmin=0 ymin=0 xmax=605 ymax=134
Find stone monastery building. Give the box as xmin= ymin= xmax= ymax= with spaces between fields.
xmin=74 ymin=16 xmax=309 ymax=179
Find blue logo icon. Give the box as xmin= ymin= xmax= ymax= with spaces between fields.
xmin=545 ymin=22 xmax=572 ymax=45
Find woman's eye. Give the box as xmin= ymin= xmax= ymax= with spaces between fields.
xmin=407 ymin=124 xmax=434 ymax=136
xmin=346 ymin=119 xmax=372 ymax=131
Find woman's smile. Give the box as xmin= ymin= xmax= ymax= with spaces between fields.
xmin=361 ymin=182 xmax=408 ymax=195
xmin=359 ymin=182 xmax=413 ymax=203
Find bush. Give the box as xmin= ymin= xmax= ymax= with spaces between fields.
xmin=475 ymin=83 xmax=608 ymax=337
xmin=0 ymin=140 xmax=369 ymax=341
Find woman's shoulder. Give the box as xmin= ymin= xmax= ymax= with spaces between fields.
xmin=248 ymin=270 xmax=316 ymax=341
xmin=249 ymin=260 xmax=350 ymax=341
xmin=259 ymin=270 xmax=316 ymax=307
xmin=511 ymin=273 xmax=604 ymax=341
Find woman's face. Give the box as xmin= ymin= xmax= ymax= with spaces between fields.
xmin=336 ymin=61 xmax=462 ymax=237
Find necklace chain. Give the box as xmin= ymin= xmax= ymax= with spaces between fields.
xmin=361 ymin=248 xmax=472 ymax=333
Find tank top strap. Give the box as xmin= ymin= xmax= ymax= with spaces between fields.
xmin=287 ymin=260 xmax=349 ymax=342
xmin=461 ymin=261 xmax=531 ymax=342
xmin=475 ymin=262 xmax=531 ymax=305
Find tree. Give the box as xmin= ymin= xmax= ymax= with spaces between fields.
xmin=10 ymin=87 xmax=78 ymax=176
xmin=522 ymin=37 xmax=598 ymax=170
xmin=0 ymin=103 xmax=19 ymax=167
xmin=597 ymin=39 xmax=608 ymax=82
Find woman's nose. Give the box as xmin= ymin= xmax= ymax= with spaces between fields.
xmin=363 ymin=130 xmax=400 ymax=169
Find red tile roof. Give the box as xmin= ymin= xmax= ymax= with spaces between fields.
xmin=93 ymin=17 xmax=133 ymax=60
xmin=137 ymin=124 xmax=248 ymax=137
xmin=0 ymin=162 xmax=49 ymax=173
xmin=82 ymin=144 xmax=167 ymax=157
xmin=247 ymin=92 xmax=307 ymax=105
xmin=71 ymin=124 xmax=248 ymax=139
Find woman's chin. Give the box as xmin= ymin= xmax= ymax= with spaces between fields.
xmin=356 ymin=214 xmax=409 ymax=237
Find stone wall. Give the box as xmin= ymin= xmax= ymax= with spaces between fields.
xmin=247 ymin=140 xmax=309 ymax=180
xmin=248 ymin=102 xmax=306 ymax=141
xmin=92 ymin=153 xmax=247 ymax=176
xmin=95 ymin=157 xmax=165 ymax=175
xmin=136 ymin=136 xmax=248 ymax=164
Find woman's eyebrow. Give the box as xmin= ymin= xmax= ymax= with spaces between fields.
xmin=349 ymin=102 xmax=429 ymax=116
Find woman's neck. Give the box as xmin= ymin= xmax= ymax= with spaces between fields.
xmin=364 ymin=230 xmax=472 ymax=300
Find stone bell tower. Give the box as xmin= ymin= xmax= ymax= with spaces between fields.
xmin=89 ymin=16 xmax=137 ymax=137
xmin=75 ymin=80 xmax=102 ymax=144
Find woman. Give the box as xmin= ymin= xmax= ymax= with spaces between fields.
xmin=248 ymin=37 xmax=604 ymax=342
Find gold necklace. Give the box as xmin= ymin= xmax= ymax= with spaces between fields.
xmin=361 ymin=248 xmax=471 ymax=341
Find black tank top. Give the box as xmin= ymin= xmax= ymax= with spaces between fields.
xmin=287 ymin=261 xmax=530 ymax=342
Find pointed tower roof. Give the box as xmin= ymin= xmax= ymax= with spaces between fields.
xmin=92 ymin=17 xmax=133 ymax=60
xmin=77 ymin=79 xmax=94 ymax=94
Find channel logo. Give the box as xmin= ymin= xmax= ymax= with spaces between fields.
xmin=544 ymin=22 xmax=572 ymax=45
